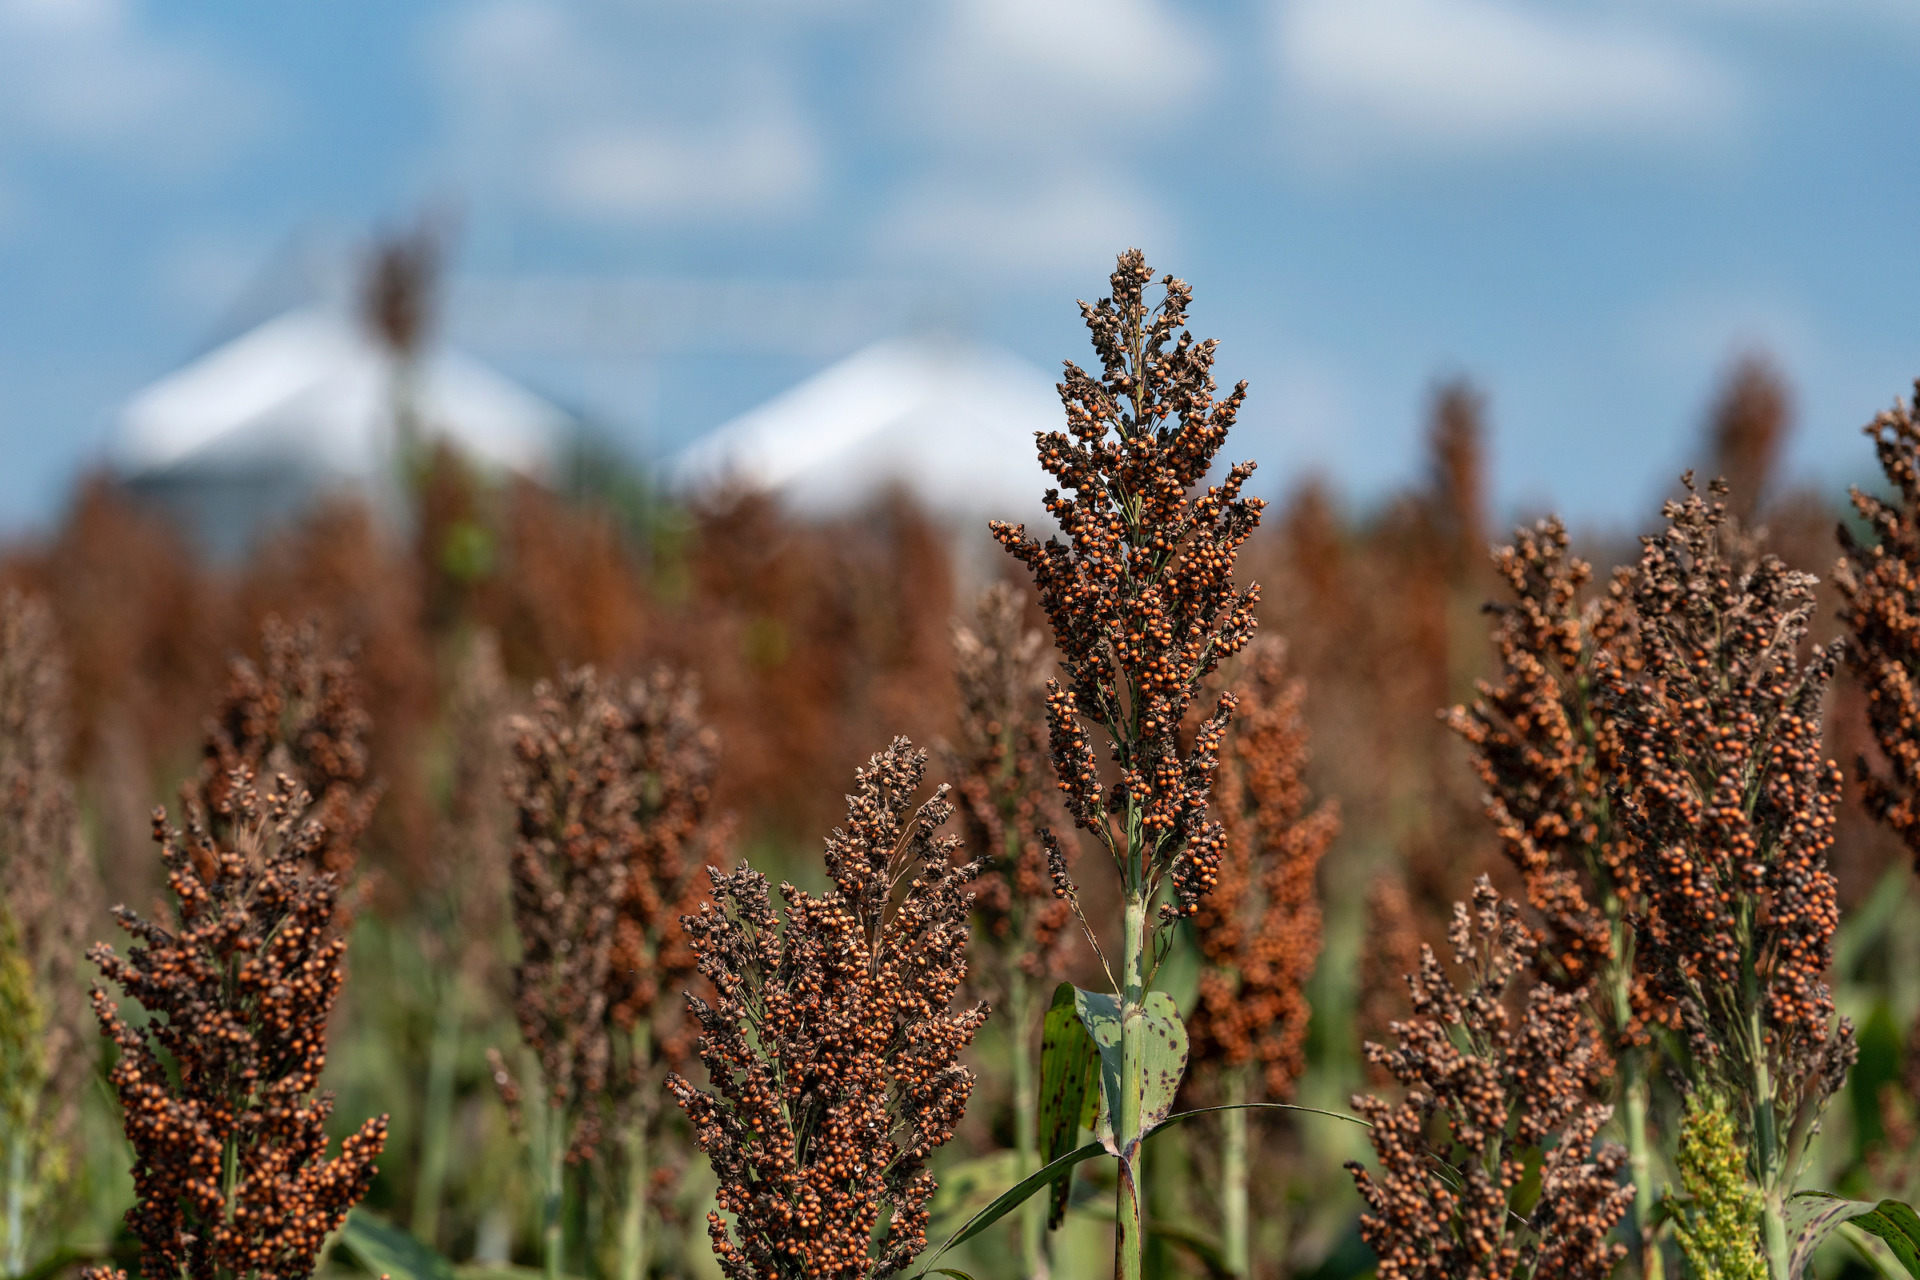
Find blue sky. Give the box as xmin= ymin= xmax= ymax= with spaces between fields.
xmin=3 ymin=0 xmax=1919 ymax=533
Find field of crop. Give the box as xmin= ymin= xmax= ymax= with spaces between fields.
xmin=4 ymin=251 xmax=1920 ymax=1280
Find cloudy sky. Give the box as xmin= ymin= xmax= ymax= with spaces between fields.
xmin=2 ymin=0 xmax=1918 ymax=530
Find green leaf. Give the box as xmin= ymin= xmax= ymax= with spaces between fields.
xmin=339 ymin=1210 xmax=457 ymax=1280
xmin=1073 ymin=985 xmax=1124 ymax=1145
xmin=1133 ymin=991 xmax=1189 ymax=1139
xmin=913 ymin=1100 xmax=1369 ymax=1277
xmin=921 ymin=1139 xmax=1109 ymax=1266
xmin=1068 ymin=987 xmax=1189 ymax=1157
xmin=1040 ymin=982 xmax=1102 ymax=1227
xmin=924 ymin=1271 xmax=976 ymax=1280
xmin=1789 ymin=1193 xmax=1920 ymax=1279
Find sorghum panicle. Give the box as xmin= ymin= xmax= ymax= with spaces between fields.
xmin=668 ymin=738 xmax=985 ymax=1280
xmin=84 ymin=770 xmax=387 ymax=1280
xmin=1600 ymin=478 xmax=1854 ymax=1134
xmin=187 ymin=616 xmax=378 ymax=880
xmin=1187 ymin=636 xmax=1338 ymax=1100
xmin=990 ymin=248 xmax=1263 ymax=918
xmin=1836 ymin=384 xmax=1920 ymax=869
xmin=1346 ymin=878 xmax=1631 ymax=1280
xmin=945 ymin=583 xmax=1074 ymax=993
xmin=607 ymin=665 xmax=733 ymax=1077
xmin=1443 ymin=518 xmax=1674 ymax=1051
xmin=0 ymin=591 xmax=96 ymax=1264
xmin=505 ymin=668 xmax=628 ymax=1158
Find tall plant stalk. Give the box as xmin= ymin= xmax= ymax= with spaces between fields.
xmin=946 ymin=584 xmax=1075 ymax=1279
xmin=411 ymin=976 xmax=464 ymax=1245
xmin=994 ymin=249 xmax=1264 ymax=1279
xmin=1184 ymin=637 xmax=1336 ymax=1277
xmin=1220 ymin=1067 xmax=1250 ymax=1278
xmin=1446 ymin=518 xmax=1666 ymax=1277
xmin=614 ymin=1024 xmax=650 ymax=1280
xmin=1007 ymin=974 xmax=1045 ymax=1275
xmin=1601 ymin=479 xmax=1856 ymax=1275
xmin=415 ymin=632 xmax=511 ymax=1250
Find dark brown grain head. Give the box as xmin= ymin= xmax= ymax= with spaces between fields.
xmin=944 ymin=583 xmax=1075 ymax=995
xmin=87 ymin=768 xmax=386 ymax=1280
xmin=186 ymin=616 xmax=379 ymax=883
xmin=991 ymin=248 xmax=1263 ymax=927
xmin=1601 ymin=476 xmax=1854 ymax=1132
xmin=1345 ymin=877 xmax=1630 ymax=1280
xmin=1837 ymin=383 xmax=1920 ymax=870
xmin=1443 ymin=517 xmax=1662 ymax=1041
xmin=669 ymin=737 xmax=985 ymax=1280
xmin=1187 ymin=637 xmax=1338 ymax=1101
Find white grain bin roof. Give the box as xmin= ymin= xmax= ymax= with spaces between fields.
xmin=117 ymin=307 xmax=564 ymax=479
xmin=672 ymin=336 xmax=1063 ymax=522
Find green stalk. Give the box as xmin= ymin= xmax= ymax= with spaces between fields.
xmin=5 ymin=1134 xmax=25 ymax=1278
xmin=1623 ymin=1066 xmax=1664 ymax=1280
xmin=1748 ymin=998 xmax=1787 ymax=1280
xmin=1116 ymin=893 xmax=1149 ymax=1280
xmin=1007 ymin=971 xmax=1047 ymax=1279
xmin=411 ymin=973 xmax=463 ymax=1247
xmin=615 ymin=1024 xmax=652 ymax=1280
xmin=543 ymin=1102 xmax=567 ymax=1280
xmin=1221 ymin=1066 xmax=1250 ymax=1278
xmin=1609 ymin=951 xmax=1663 ymax=1280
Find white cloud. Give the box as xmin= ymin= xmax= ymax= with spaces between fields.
xmin=1275 ymin=0 xmax=1739 ymax=160
xmin=434 ymin=0 xmax=823 ymax=225
xmin=552 ymin=115 xmax=820 ymax=222
xmin=917 ymin=0 xmax=1213 ymax=144
xmin=0 ymin=0 xmax=271 ymax=178
xmin=875 ymin=168 xmax=1173 ymax=280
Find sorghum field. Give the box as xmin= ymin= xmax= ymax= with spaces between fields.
xmin=7 ymin=250 xmax=1920 ymax=1280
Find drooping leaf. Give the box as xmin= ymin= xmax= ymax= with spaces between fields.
xmin=339 ymin=1210 xmax=457 ymax=1280
xmin=923 ymin=1139 xmax=1109 ymax=1263
xmin=1133 ymin=990 xmax=1189 ymax=1139
xmin=1068 ymin=987 xmax=1188 ymax=1155
xmin=1039 ymin=982 xmax=1101 ymax=1227
xmin=1073 ymin=985 xmax=1124 ymax=1146
xmin=1789 ymin=1192 xmax=1920 ymax=1279
xmin=915 ymin=1100 xmax=1370 ymax=1276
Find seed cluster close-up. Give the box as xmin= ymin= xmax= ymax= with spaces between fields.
xmin=1837 ymin=383 xmax=1920 ymax=868
xmin=185 ymin=616 xmax=380 ymax=881
xmin=83 ymin=769 xmax=388 ymax=1280
xmin=991 ymin=249 xmax=1264 ymax=918
xmin=1600 ymin=480 xmax=1854 ymax=1117
xmin=1346 ymin=878 xmax=1631 ymax=1280
xmin=668 ymin=738 xmax=985 ymax=1280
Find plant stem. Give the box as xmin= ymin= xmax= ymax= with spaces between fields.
xmin=1116 ymin=893 xmax=1149 ymax=1280
xmin=543 ymin=1102 xmax=567 ymax=1280
xmin=1607 ymin=935 xmax=1663 ymax=1280
xmin=411 ymin=972 xmax=463 ymax=1248
xmin=5 ymin=1131 xmax=25 ymax=1278
xmin=615 ymin=1025 xmax=652 ymax=1280
xmin=1222 ymin=1066 xmax=1250 ymax=1278
xmin=1007 ymin=971 xmax=1047 ymax=1280
xmin=1748 ymin=998 xmax=1788 ymax=1280
xmin=1622 ymin=1063 xmax=1664 ymax=1280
